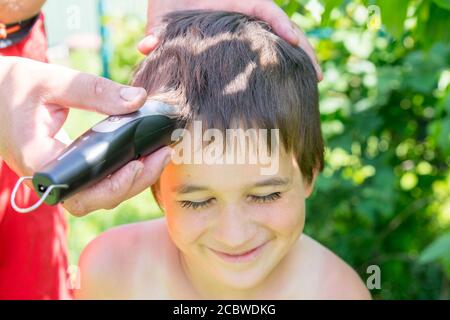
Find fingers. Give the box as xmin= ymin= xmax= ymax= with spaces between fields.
xmin=124 ymin=146 xmax=172 ymax=198
xmin=43 ymin=62 xmax=148 ymax=115
xmin=138 ymin=24 xmax=165 ymax=55
xmin=248 ymin=1 xmax=323 ymax=81
xmin=137 ymin=34 xmax=160 ymax=55
xmin=252 ymin=1 xmax=300 ymax=45
xmin=63 ymin=160 xmax=143 ymax=216
xmin=138 ymin=1 xmax=322 ymax=80
xmin=292 ymin=24 xmax=323 ymax=81
xmin=139 ymin=0 xmax=168 ymax=55
xmin=18 ymin=136 xmax=69 ymax=189
xmin=63 ymin=147 xmax=172 ymax=216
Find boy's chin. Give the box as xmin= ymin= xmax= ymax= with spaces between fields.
xmin=203 ymin=241 xmax=281 ymax=291
xmin=212 ymin=264 xmax=273 ymax=291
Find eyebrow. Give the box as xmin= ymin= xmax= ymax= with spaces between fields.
xmin=251 ymin=177 xmax=292 ymax=188
xmin=173 ymin=184 xmax=210 ymax=195
xmin=172 ymin=177 xmax=292 ymax=195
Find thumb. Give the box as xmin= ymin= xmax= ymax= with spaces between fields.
xmin=43 ymin=63 xmax=147 ymax=115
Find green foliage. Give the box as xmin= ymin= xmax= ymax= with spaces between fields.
xmin=65 ymin=1 xmax=449 ymax=299
xmin=377 ymin=0 xmax=409 ymax=39
xmin=419 ymin=233 xmax=450 ymax=278
xmin=106 ymin=14 xmax=146 ymax=84
xmin=301 ymin=0 xmax=449 ymax=299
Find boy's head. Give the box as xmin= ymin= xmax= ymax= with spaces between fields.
xmin=132 ymin=10 xmax=324 ymax=291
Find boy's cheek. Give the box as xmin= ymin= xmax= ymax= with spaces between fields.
xmin=255 ymin=200 xmax=306 ymax=237
xmin=164 ymin=198 xmax=305 ymax=250
xmin=165 ymin=207 xmax=209 ymax=247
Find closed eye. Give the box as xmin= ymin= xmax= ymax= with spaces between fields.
xmin=178 ymin=198 xmax=215 ymax=210
xmin=248 ymin=192 xmax=282 ymax=203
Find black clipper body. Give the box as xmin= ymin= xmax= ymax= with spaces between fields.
xmin=31 ymin=100 xmax=179 ymax=206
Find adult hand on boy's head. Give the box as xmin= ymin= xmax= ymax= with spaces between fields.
xmin=139 ymin=0 xmax=322 ymax=80
xmin=0 ymin=57 xmax=172 ymax=216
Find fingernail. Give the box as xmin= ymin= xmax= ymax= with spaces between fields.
xmin=120 ymin=87 xmax=146 ymax=102
xmin=140 ymin=35 xmax=158 ymax=47
xmin=138 ymin=35 xmax=159 ymax=54
xmin=317 ymin=67 xmax=324 ymax=81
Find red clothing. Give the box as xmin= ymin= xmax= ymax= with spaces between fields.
xmin=0 ymin=14 xmax=71 ymax=300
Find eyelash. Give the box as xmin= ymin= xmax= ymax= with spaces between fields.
xmin=179 ymin=198 xmax=215 ymax=209
xmin=249 ymin=192 xmax=282 ymax=203
xmin=178 ymin=192 xmax=282 ymax=210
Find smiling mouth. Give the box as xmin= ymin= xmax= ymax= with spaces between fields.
xmin=209 ymin=241 xmax=269 ymax=263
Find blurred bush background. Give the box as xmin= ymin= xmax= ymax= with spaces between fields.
xmin=46 ymin=0 xmax=449 ymax=299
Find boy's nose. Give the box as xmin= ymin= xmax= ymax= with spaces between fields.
xmin=211 ymin=206 xmax=256 ymax=251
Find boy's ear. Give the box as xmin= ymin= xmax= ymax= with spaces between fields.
xmin=151 ymin=182 xmax=165 ymax=211
xmin=304 ymin=169 xmax=318 ymax=198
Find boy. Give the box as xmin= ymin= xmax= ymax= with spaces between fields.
xmin=76 ymin=10 xmax=371 ymax=299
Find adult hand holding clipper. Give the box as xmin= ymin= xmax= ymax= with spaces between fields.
xmin=0 ymin=57 xmax=172 ymax=216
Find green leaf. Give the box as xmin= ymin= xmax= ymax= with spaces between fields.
xmin=284 ymin=0 xmax=302 ymax=16
xmin=401 ymin=42 xmax=449 ymax=93
xmin=432 ymin=0 xmax=450 ymax=10
xmin=416 ymin=1 xmax=450 ymax=46
xmin=424 ymin=3 xmax=450 ymax=44
xmin=418 ymin=233 xmax=450 ymax=264
xmin=274 ymin=0 xmax=287 ymax=7
xmin=377 ymin=0 xmax=409 ymax=39
xmin=321 ymin=0 xmax=344 ymax=25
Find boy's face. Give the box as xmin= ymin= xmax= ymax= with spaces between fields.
xmin=157 ymin=137 xmax=315 ymax=290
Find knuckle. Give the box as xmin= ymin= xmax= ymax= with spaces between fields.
xmin=65 ymin=197 xmax=87 ymax=216
xmin=103 ymin=201 xmax=119 ymax=211
xmin=39 ymin=64 xmax=62 ymax=96
xmin=92 ymin=76 xmax=109 ymax=97
xmin=107 ymin=177 xmax=123 ymax=194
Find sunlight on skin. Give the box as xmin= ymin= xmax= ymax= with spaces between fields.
xmin=156 ymin=135 xmax=315 ymax=298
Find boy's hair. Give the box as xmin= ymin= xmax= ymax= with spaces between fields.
xmin=132 ymin=10 xmax=324 ymax=186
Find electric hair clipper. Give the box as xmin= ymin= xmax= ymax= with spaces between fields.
xmin=11 ymin=100 xmax=180 ymax=213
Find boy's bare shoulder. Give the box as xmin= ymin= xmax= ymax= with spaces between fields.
xmin=296 ymin=235 xmax=372 ymax=300
xmin=76 ymin=217 xmax=169 ymax=299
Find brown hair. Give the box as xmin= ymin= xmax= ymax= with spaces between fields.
xmin=132 ymin=10 xmax=324 ymax=190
